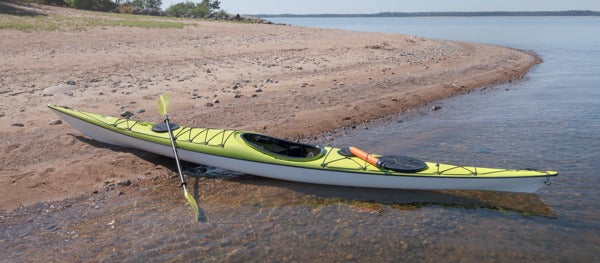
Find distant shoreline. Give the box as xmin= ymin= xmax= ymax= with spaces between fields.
xmin=257 ymin=10 xmax=600 ymax=18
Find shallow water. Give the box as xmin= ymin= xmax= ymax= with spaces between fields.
xmin=2 ymin=17 xmax=599 ymax=261
xmin=277 ymin=16 xmax=600 ymax=259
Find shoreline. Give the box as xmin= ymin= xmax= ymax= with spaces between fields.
xmin=0 ymin=4 xmax=540 ymax=211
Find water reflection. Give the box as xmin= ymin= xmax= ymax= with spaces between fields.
xmin=184 ymin=165 xmax=555 ymax=218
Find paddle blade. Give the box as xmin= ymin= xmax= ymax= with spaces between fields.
xmin=184 ymin=189 xmax=200 ymax=221
xmin=158 ymin=92 xmax=170 ymax=117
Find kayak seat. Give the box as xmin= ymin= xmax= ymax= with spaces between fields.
xmin=287 ymin=146 xmax=304 ymax=158
xmin=242 ymin=133 xmax=325 ymax=160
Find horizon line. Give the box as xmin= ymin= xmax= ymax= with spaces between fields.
xmin=251 ymin=10 xmax=600 ymax=17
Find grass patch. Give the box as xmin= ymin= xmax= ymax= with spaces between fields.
xmin=0 ymin=14 xmax=59 ymax=31
xmin=75 ymin=17 xmax=186 ymax=29
xmin=0 ymin=13 xmax=188 ymax=31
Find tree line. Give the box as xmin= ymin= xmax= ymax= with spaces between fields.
xmin=21 ymin=0 xmax=230 ymax=18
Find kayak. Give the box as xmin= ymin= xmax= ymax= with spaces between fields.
xmin=48 ymin=104 xmax=557 ymax=193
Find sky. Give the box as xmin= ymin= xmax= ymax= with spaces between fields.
xmin=160 ymin=0 xmax=600 ymax=14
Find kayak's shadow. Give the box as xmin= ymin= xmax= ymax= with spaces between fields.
xmin=69 ymin=133 xmax=176 ymax=167
xmin=233 ymin=176 xmax=556 ymax=218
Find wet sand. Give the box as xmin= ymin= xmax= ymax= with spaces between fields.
xmin=0 ymin=3 xmax=539 ymax=211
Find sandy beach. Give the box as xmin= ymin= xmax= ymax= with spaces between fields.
xmin=0 ymin=3 xmax=540 ymax=211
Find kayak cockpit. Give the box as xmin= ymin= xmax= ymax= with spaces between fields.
xmin=241 ymin=133 xmax=325 ymax=161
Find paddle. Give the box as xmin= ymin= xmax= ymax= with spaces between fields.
xmin=158 ymin=92 xmax=200 ymax=221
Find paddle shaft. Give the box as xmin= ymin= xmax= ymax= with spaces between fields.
xmin=164 ymin=114 xmax=187 ymax=188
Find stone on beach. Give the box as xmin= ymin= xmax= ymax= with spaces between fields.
xmin=48 ymin=119 xmax=62 ymax=125
xmin=41 ymin=83 xmax=77 ymax=96
xmin=120 ymin=111 xmax=134 ymax=118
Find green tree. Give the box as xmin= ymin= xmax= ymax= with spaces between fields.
xmin=144 ymin=0 xmax=161 ymax=9
xmin=165 ymin=1 xmax=212 ymax=18
xmin=200 ymin=0 xmax=220 ymax=10
xmin=129 ymin=0 xmax=162 ymax=10
xmin=63 ymin=0 xmax=116 ymax=11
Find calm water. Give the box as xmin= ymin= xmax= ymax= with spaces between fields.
xmin=3 ymin=17 xmax=599 ymax=261
xmin=271 ymin=16 xmax=600 ymax=260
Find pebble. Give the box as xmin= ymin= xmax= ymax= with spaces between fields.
xmin=205 ymin=103 xmax=214 ymax=107
xmin=137 ymin=109 xmax=145 ymax=114
xmin=255 ymin=88 xmax=263 ymax=92
xmin=66 ymin=80 xmax=76 ymax=85
xmin=218 ymin=237 xmax=232 ymax=246
xmin=11 ymin=123 xmax=24 ymax=127
xmin=48 ymin=119 xmax=62 ymax=125
xmin=213 ymin=99 xmax=220 ymax=104
xmin=400 ymin=241 xmax=408 ymax=251
xmin=431 ymin=105 xmax=442 ymax=111
xmin=117 ymin=179 xmax=132 ymax=186
xmin=41 ymin=83 xmax=77 ymax=96
xmin=89 ymin=77 xmax=100 ymax=82
xmin=47 ymin=224 xmax=60 ymax=232
xmin=234 ymin=94 xmax=242 ymax=98
xmin=0 ymin=112 xmax=4 ymax=118
xmin=120 ymin=111 xmax=134 ymax=118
